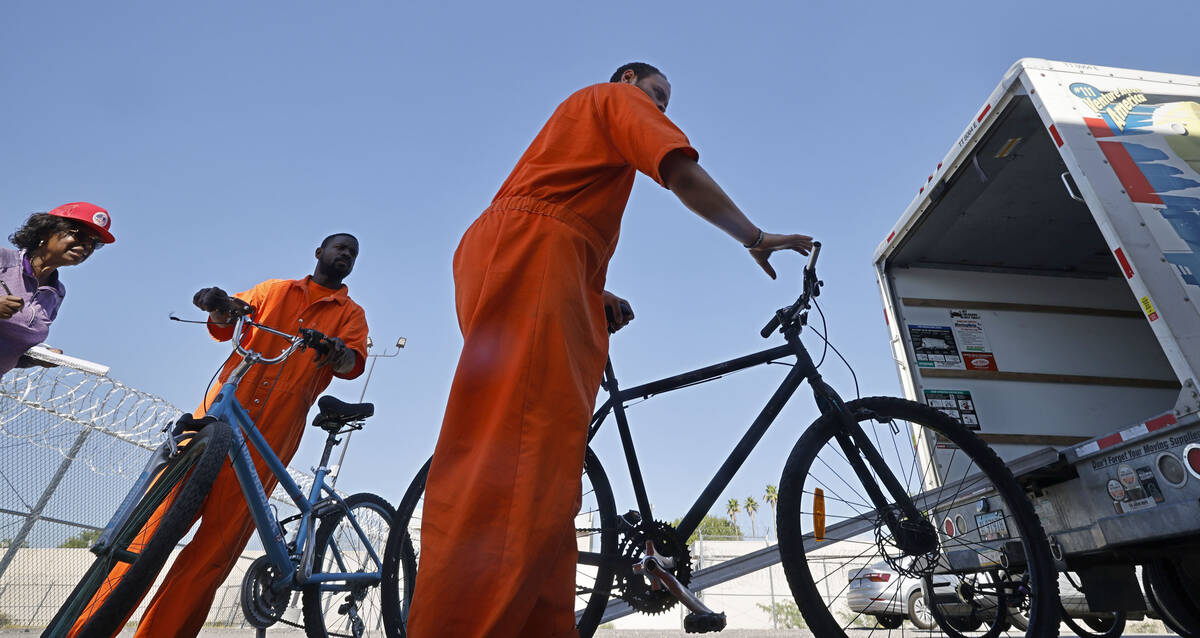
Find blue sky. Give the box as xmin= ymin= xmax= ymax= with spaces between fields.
xmin=3 ymin=0 xmax=1198 ymax=532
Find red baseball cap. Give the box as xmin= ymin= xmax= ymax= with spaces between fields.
xmin=47 ymin=202 xmax=115 ymax=244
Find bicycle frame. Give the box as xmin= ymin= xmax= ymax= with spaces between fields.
xmin=582 ymin=327 xmax=925 ymax=571
xmin=204 ymin=387 xmax=384 ymax=593
xmin=92 ymin=316 xmax=383 ymax=596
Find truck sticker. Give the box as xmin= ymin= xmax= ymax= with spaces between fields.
xmin=1068 ymin=82 xmax=1200 ymax=300
xmin=1118 ymin=464 xmax=1141 ymax=492
xmin=1107 ymin=463 xmax=1163 ymax=514
xmin=950 ymin=310 xmax=998 ymax=371
xmin=1106 ymin=478 xmax=1126 ymax=501
xmin=925 ymin=389 xmax=980 ymax=430
xmin=1136 ymin=466 xmax=1166 ymax=503
xmin=909 ymin=324 xmax=963 ymax=369
xmin=1140 ymin=295 xmax=1160 ymax=321
xmin=1116 ymin=496 xmax=1157 ymax=514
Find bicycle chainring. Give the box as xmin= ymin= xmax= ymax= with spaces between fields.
xmin=241 ymin=554 xmax=290 ymax=629
xmin=615 ymin=519 xmax=693 ymax=615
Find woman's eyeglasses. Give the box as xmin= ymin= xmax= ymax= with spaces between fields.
xmin=59 ymin=226 xmax=104 ymax=250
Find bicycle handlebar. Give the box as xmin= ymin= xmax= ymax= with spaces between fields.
xmin=229 ymin=313 xmax=330 ymax=364
xmin=760 ymin=241 xmax=822 ymax=338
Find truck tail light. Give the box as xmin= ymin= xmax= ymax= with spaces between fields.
xmin=1185 ymin=445 xmax=1200 ymax=479
xmin=1158 ymin=452 xmax=1187 ymax=486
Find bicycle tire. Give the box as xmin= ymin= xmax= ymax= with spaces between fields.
xmin=43 ymin=421 xmax=232 ymax=638
xmin=776 ymin=396 xmax=1058 ymax=638
xmin=379 ymin=448 xmax=617 ymax=638
xmin=302 ymin=492 xmax=396 ymax=638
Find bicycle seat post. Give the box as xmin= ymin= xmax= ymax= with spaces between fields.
xmin=318 ymin=430 xmax=341 ymax=469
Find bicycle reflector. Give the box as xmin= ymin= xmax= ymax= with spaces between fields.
xmin=814 ymin=487 xmax=825 ymax=542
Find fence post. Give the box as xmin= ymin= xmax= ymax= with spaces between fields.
xmin=0 ymin=424 xmax=93 ymax=581
xmin=765 ymin=535 xmax=778 ymax=629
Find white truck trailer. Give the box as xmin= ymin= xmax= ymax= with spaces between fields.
xmin=874 ymin=58 xmax=1200 ymax=634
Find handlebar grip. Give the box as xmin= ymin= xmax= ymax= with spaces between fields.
xmin=223 ymin=298 xmax=253 ymax=317
xmin=761 ymin=314 xmax=781 ymax=339
xmin=805 ymin=241 xmax=822 ymax=273
xmin=299 ymin=328 xmax=331 ymax=355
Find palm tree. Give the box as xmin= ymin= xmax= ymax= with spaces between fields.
xmin=726 ymin=497 xmax=740 ymax=533
xmin=764 ymin=484 xmax=779 ymax=539
xmin=744 ymin=496 xmax=759 ymax=538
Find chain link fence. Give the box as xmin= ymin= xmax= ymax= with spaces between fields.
xmin=0 ymin=364 xmax=318 ymax=630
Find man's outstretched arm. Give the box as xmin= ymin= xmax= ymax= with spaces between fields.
xmin=660 ymin=149 xmax=813 ymax=279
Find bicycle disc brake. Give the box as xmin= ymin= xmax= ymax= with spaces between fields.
xmin=876 ymin=508 xmax=940 ymax=579
xmin=241 ymin=555 xmax=290 ymax=628
xmin=616 ymin=518 xmax=693 ymax=614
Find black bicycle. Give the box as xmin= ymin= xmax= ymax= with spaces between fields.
xmin=380 ymin=243 xmax=1058 ymax=637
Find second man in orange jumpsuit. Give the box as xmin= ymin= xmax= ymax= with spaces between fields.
xmin=407 ymin=62 xmax=813 ymax=637
xmin=70 ymin=233 xmax=369 ymax=637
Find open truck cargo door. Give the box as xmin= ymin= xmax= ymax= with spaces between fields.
xmin=873 ymin=59 xmax=1200 ymax=487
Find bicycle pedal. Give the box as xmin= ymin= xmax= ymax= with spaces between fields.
xmin=683 ymin=611 xmax=726 ymax=633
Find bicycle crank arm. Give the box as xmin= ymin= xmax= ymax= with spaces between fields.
xmin=637 ymin=558 xmax=726 ymax=631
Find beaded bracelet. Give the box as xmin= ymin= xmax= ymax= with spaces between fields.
xmin=743 ymin=229 xmax=764 ymax=249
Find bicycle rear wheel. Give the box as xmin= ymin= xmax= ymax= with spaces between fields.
xmin=302 ymin=492 xmax=395 ymax=638
xmin=379 ymin=448 xmax=617 ymax=638
xmin=776 ymin=396 xmax=1057 ymax=637
xmin=43 ymin=421 xmax=232 ymax=638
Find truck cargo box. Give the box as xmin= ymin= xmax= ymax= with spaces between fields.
xmin=874 ymin=59 xmax=1200 ymax=489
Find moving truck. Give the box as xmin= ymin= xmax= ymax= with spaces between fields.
xmin=874 ymin=58 xmax=1200 ymax=634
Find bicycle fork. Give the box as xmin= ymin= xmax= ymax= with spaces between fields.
xmin=811 ymin=378 xmax=939 ymax=557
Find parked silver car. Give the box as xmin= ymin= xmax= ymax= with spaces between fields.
xmin=846 ymin=561 xmax=953 ymax=629
xmin=850 ymin=561 xmax=1143 ymax=634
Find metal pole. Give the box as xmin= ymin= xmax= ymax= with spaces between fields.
xmin=329 ymin=339 xmax=402 ymax=488
xmin=0 ymin=424 xmax=93 ymax=581
xmin=765 ymin=534 xmax=778 ymax=629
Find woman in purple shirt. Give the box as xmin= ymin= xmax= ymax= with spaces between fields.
xmin=0 ymin=202 xmax=115 ymax=374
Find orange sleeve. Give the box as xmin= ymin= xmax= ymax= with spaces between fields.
xmin=591 ymin=84 xmax=699 ymax=187
xmin=332 ymin=303 xmax=369 ymax=380
xmin=206 ymin=280 xmax=277 ymax=342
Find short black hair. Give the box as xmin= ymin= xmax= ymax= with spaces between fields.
xmin=610 ymin=62 xmax=665 ymax=83
xmin=10 ymin=213 xmax=75 ymax=251
xmin=320 ymin=233 xmax=358 ymax=249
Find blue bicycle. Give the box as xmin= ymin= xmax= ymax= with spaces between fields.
xmin=44 ymin=304 xmax=395 ymax=638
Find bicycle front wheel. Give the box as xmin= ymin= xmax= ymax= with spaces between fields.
xmin=302 ymin=492 xmax=395 ymax=638
xmin=43 ymin=421 xmax=232 ymax=638
xmin=379 ymin=448 xmax=617 ymax=638
xmin=776 ymin=396 xmax=1057 ymax=637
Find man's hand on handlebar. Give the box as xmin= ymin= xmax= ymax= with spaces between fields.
xmin=749 ymin=233 xmax=815 ymax=280
xmin=603 ymin=291 xmax=635 ymax=333
xmin=193 ymin=286 xmax=253 ymax=324
xmin=314 ymin=336 xmax=356 ymax=374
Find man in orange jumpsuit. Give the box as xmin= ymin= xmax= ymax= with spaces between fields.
xmin=71 ymin=233 xmax=369 ymax=637
xmin=407 ymin=62 xmax=813 ymax=638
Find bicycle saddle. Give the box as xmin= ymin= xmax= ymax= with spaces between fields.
xmin=312 ymin=395 xmax=374 ymax=431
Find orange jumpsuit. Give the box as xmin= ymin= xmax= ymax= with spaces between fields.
xmin=70 ymin=277 xmax=367 ymax=637
xmin=406 ymin=83 xmax=696 ymax=638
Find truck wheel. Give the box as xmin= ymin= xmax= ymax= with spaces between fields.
xmin=1144 ymin=560 xmax=1200 ymax=637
